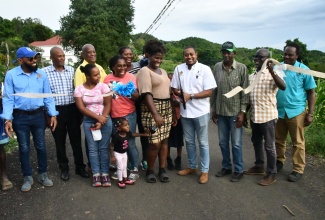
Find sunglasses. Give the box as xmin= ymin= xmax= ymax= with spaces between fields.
xmin=253 ymin=55 xmax=267 ymax=60
xmin=25 ymin=56 xmax=37 ymax=61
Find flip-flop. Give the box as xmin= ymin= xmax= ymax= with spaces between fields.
xmin=145 ymin=173 xmax=157 ymax=183
xmin=159 ymin=172 xmax=170 ymax=183
xmin=1 ymin=179 xmax=13 ymax=191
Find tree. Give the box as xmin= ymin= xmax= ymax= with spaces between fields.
xmin=59 ymin=0 xmax=134 ymax=68
xmin=285 ymin=38 xmax=309 ymax=65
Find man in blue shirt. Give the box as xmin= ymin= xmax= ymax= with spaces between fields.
xmin=275 ymin=42 xmax=316 ymax=182
xmin=1 ymin=47 xmax=58 ymax=192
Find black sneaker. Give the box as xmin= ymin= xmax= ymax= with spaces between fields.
xmin=167 ymin=157 xmax=175 ymax=170
xmin=215 ymin=168 xmax=232 ymax=177
xmin=276 ymin=160 xmax=283 ymax=172
xmin=230 ymin=172 xmax=244 ymax=182
xmin=288 ymin=171 xmax=303 ymax=182
xmin=174 ymin=156 xmax=182 ymax=170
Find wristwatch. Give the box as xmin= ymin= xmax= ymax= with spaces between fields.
xmin=190 ymin=94 xmax=195 ymax=100
xmin=241 ymin=109 xmax=246 ymax=113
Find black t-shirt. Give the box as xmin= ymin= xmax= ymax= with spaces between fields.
xmin=112 ymin=131 xmax=132 ymax=153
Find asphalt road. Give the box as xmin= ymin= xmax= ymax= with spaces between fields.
xmin=1 ymin=121 xmax=324 ymax=220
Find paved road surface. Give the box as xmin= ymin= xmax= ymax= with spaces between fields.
xmin=1 ymin=121 xmax=324 ymax=219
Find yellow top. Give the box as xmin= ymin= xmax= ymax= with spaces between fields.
xmin=74 ymin=60 xmax=107 ymax=87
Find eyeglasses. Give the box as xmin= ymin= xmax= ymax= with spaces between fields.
xmin=253 ymin=55 xmax=267 ymax=60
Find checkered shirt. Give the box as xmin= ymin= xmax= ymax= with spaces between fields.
xmin=249 ymin=69 xmax=279 ymax=123
xmin=43 ymin=65 xmax=75 ymax=106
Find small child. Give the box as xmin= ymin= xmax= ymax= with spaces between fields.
xmin=167 ymin=73 xmax=183 ymax=171
xmin=0 ymin=98 xmax=13 ymax=191
xmin=112 ymin=117 xmax=149 ymax=189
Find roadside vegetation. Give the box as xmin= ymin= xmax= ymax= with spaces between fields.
xmin=1 ymin=1 xmax=325 ymax=158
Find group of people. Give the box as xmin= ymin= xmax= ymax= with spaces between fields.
xmin=211 ymin=41 xmax=315 ymax=186
xmin=0 ymin=39 xmax=315 ymax=192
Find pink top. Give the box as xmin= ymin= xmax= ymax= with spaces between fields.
xmin=104 ymin=72 xmax=138 ymax=118
xmin=74 ymin=82 xmax=110 ymax=115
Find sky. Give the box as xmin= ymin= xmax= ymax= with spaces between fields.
xmin=1 ymin=0 xmax=325 ymax=52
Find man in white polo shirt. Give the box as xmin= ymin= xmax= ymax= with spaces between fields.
xmin=171 ymin=46 xmax=217 ymax=184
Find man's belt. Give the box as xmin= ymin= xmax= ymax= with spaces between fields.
xmin=13 ymin=107 xmax=44 ymax=115
xmin=55 ymin=103 xmax=75 ymax=109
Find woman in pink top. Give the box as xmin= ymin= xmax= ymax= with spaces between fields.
xmin=104 ymin=55 xmax=140 ymax=181
xmin=74 ymin=64 xmax=112 ymax=187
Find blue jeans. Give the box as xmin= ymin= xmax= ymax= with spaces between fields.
xmin=218 ymin=115 xmax=243 ymax=173
xmin=83 ymin=116 xmax=112 ymax=174
xmin=13 ymin=111 xmax=47 ymax=177
xmin=112 ymin=110 xmax=139 ymax=170
xmin=181 ymin=113 xmax=210 ymax=172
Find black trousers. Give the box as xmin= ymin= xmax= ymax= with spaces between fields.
xmin=52 ymin=103 xmax=85 ymax=172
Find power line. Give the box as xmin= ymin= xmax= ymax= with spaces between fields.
xmin=140 ymin=0 xmax=176 ymax=38
xmin=150 ymin=0 xmax=181 ymax=35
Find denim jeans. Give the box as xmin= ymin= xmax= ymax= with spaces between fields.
xmin=181 ymin=113 xmax=210 ymax=173
xmin=112 ymin=110 xmax=139 ymax=170
xmin=13 ymin=111 xmax=47 ymax=177
xmin=83 ymin=116 xmax=112 ymax=174
xmin=251 ymin=119 xmax=277 ymax=174
xmin=218 ymin=115 xmax=243 ymax=173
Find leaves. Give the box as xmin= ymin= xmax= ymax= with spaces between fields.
xmin=59 ymin=0 xmax=134 ymax=69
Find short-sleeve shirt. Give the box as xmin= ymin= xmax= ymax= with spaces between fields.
xmin=112 ymin=131 xmax=132 ymax=154
xmin=103 ymin=72 xmax=138 ymax=118
xmin=276 ymin=61 xmax=316 ymax=119
xmin=249 ymin=69 xmax=280 ymax=123
xmin=171 ymin=62 xmax=217 ymax=118
xmin=74 ymin=82 xmax=110 ymax=115
xmin=136 ymin=67 xmax=170 ymax=99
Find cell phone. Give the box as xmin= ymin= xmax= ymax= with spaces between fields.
xmin=90 ymin=124 xmax=96 ymax=130
xmin=149 ymin=124 xmax=157 ymax=134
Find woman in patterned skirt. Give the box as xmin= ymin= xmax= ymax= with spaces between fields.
xmin=136 ymin=40 xmax=176 ymax=183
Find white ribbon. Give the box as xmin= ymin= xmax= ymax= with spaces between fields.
xmin=0 ymin=91 xmax=115 ymax=99
xmin=223 ymin=58 xmax=325 ymax=98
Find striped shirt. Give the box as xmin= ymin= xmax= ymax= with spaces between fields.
xmin=249 ymin=69 xmax=280 ymax=123
xmin=211 ymin=60 xmax=249 ymax=116
xmin=129 ymin=62 xmax=141 ymax=74
xmin=43 ymin=65 xmax=75 ymax=106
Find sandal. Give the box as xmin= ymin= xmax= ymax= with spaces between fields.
xmin=145 ymin=171 xmax=157 ymax=183
xmin=159 ymin=172 xmax=170 ymax=183
xmin=1 ymin=179 xmax=13 ymax=191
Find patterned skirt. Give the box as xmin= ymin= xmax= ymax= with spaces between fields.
xmin=141 ymin=98 xmax=172 ymax=144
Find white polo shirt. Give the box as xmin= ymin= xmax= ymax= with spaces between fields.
xmin=171 ymin=62 xmax=217 ymax=118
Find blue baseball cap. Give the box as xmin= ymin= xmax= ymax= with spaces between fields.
xmin=13 ymin=47 xmax=40 ymax=63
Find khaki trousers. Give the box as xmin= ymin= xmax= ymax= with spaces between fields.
xmin=275 ymin=111 xmax=306 ymax=174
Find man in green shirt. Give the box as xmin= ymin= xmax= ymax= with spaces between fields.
xmin=211 ymin=41 xmax=249 ymax=182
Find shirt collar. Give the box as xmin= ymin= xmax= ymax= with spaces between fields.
xmin=222 ymin=59 xmax=237 ymax=70
xmin=15 ymin=65 xmax=40 ymax=75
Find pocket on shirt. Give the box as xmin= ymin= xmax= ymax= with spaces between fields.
xmin=37 ymin=78 xmax=45 ymax=92
xmin=293 ymin=74 xmax=304 ymax=87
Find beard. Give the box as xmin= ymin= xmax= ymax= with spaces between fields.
xmin=24 ymin=62 xmax=38 ymax=72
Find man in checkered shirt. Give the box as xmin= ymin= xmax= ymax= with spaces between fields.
xmin=244 ymin=48 xmax=286 ymax=186
xmin=43 ymin=47 xmax=89 ymax=181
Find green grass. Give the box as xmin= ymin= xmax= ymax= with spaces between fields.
xmin=304 ymin=123 xmax=325 ymax=158
xmin=4 ymin=138 xmax=18 ymax=154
